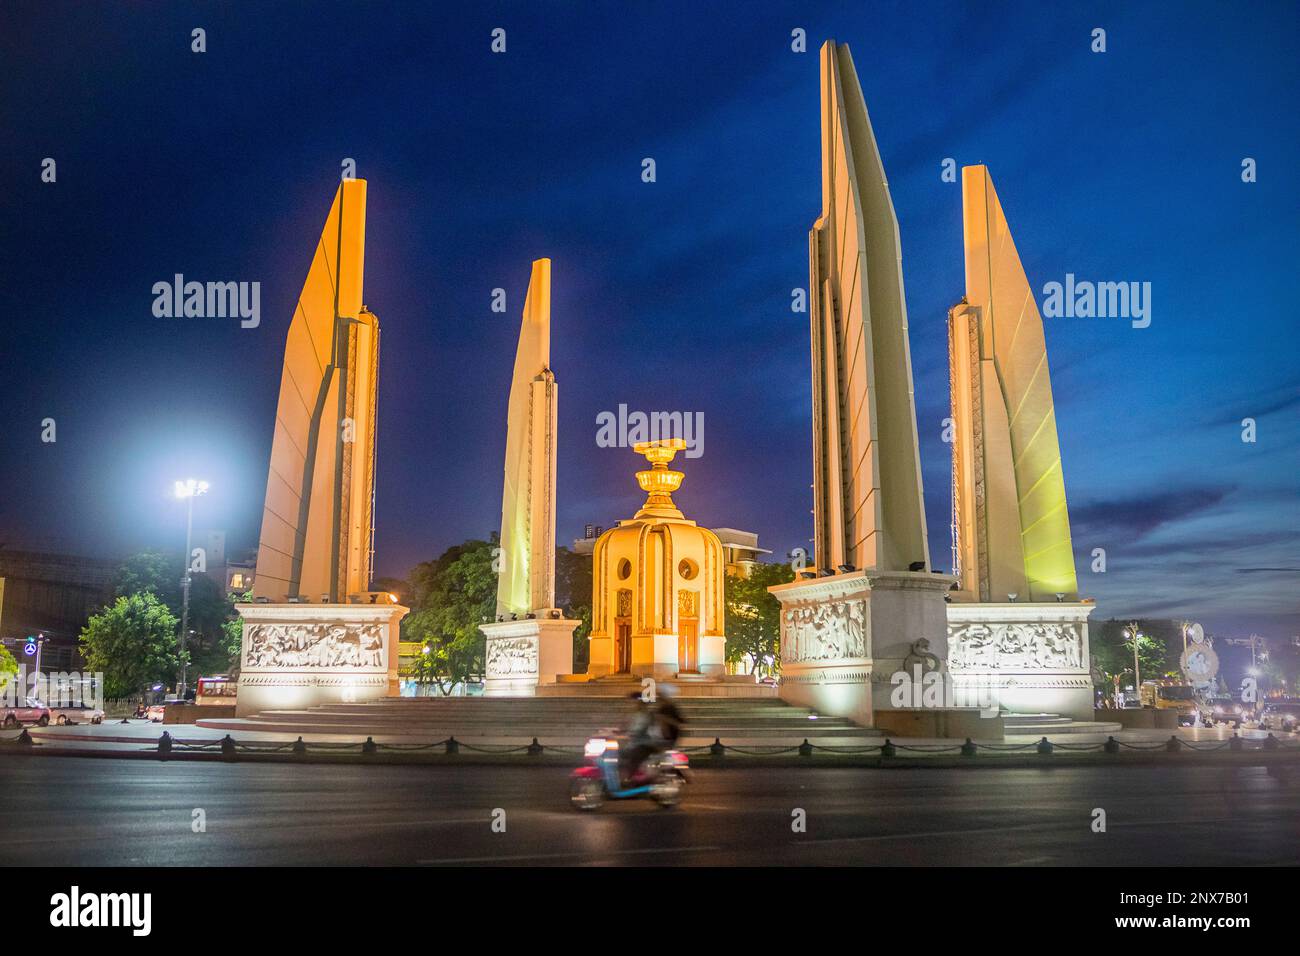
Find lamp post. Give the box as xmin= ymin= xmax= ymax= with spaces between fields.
xmin=1124 ymin=622 xmax=1143 ymax=702
xmin=174 ymin=478 xmax=209 ymax=698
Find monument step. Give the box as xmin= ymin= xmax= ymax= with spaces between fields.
xmin=207 ymin=694 xmax=880 ymax=743
xmin=1002 ymin=714 xmax=1125 ymax=735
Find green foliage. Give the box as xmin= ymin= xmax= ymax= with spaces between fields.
xmin=0 ymin=643 xmax=18 ymax=693
xmin=555 ymin=546 xmax=593 ymax=671
xmin=111 ymin=549 xmax=242 ymax=677
xmin=724 ymin=561 xmax=794 ymax=677
xmin=80 ymin=592 xmax=180 ymax=699
xmin=402 ymin=537 xmax=498 ymax=692
xmin=1090 ymin=619 xmax=1180 ymax=691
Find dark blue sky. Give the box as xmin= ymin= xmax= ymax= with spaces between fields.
xmin=1 ymin=1 xmax=1296 ymax=643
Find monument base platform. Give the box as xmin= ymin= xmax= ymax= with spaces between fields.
xmin=873 ymin=707 xmax=1004 ymax=739
xmin=480 ymin=617 xmax=579 ymax=696
xmin=947 ymin=601 xmax=1096 ymax=722
xmin=768 ymin=569 xmax=955 ymax=727
xmin=537 ymin=673 xmax=776 ymax=698
xmin=235 ymin=602 xmax=408 ymax=717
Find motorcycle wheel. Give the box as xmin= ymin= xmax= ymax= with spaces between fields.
xmin=650 ymin=774 xmax=682 ymax=809
xmin=570 ymin=776 xmax=605 ymax=811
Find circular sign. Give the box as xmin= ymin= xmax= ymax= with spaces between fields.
xmin=1186 ymin=622 xmax=1205 ymax=644
xmin=1181 ymin=644 xmax=1218 ymax=688
xmin=22 ymin=639 xmax=37 ymax=657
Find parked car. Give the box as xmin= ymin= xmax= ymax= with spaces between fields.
xmin=50 ymin=705 xmax=105 ymax=726
xmin=145 ymin=696 xmax=188 ymax=722
xmin=2 ymin=700 xmax=52 ymax=728
xmin=1260 ymin=701 xmax=1300 ymax=733
xmin=1206 ymin=697 xmax=1246 ymax=726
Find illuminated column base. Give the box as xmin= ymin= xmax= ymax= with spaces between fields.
xmin=234 ymin=602 xmax=409 ymax=717
xmin=946 ymin=601 xmax=1095 ymax=722
xmin=769 ymin=570 xmax=955 ymax=727
xmin=480 ymin=617 xmax=579 ymax=696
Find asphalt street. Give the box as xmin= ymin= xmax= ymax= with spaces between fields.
xmin=2 ymin=756 xmax=1297 ymax=866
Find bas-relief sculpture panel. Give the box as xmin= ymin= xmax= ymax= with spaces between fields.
xmin=948 ymin=621 xmax=1083 ymax=671
xmin=486 ymin=636 xmax=539 ymax=677
xmin=781 ymin=599 xmax=867 ymax=664
xmin=245 ymin=622 xmax=386 ymax=669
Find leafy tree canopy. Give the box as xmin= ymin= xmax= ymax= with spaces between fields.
xmin=80 ymin=592 xmax=180 ymax=699
xmin=724 ymin=561 xmax=793 ymax=677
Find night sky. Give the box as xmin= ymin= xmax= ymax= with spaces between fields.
xmin=2 ymin=1 xmax=1296 ymax=643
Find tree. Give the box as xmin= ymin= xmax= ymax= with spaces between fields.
xmin=724 ymin=561 xmax=793 ymax=678
xmin=1090 ymin=619 xmax=1178 ymax=701
xmin=555 ymin=546 xmax=593 ymax=672
xmin=111 ymin=549 xmax=242 ymax=677
xmin=80 ymin=593 xmax=180 ymax=699
xmin=402 ymin=538 xmax=497 ymax=693
xmin=0 ymin=644 xmax=18 ymax=695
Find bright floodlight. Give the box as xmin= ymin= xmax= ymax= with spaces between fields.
xmin=174 ymin=478 xmax=210 ymax=499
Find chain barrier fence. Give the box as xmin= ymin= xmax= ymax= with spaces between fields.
xmin=5 ymin=728 xmax=1297 ymax=761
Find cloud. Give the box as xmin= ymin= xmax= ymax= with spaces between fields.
xmin=1071 ymin=485 xmax=1233 ymax=542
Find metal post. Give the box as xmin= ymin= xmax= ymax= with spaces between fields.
xmin=179 ymin=494 xmax=194 ymax=697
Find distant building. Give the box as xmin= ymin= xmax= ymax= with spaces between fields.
xmin=0 ymin=549 xmax=118 ymax=671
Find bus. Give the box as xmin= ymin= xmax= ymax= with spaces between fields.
xmin=195 ymin=675 xmax=237 ymax=706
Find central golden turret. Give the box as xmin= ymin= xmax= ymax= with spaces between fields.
xmin=633 ymin=438 xmax=686 ymax=519
xmin=588 ymin=437 xmax=726 ymax=678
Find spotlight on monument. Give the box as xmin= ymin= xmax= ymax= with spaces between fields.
xmin=836 ymin=564 xmax=856 ymax=574
xmin=1055 ymin=592 xmax=1065 ymax=602
xmin=908 ymin=560 xmax=926 ymax=572
xmin=1007 ymin=593 xmax=1019 ymax=603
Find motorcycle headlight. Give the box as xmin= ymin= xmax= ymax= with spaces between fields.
xmin=584 ymin=738 xmax=607 ymax=758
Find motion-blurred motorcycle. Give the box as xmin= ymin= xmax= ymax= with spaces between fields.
xmin=569 ymin=733 xmax=691 ymax=811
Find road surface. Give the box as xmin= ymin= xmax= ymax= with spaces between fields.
xmin=1 ymin=757 xmax=1296 ymax=865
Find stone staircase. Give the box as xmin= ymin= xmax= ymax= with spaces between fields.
xmin=1002 ymin=713 xmax=1124 ymax=735
xmin=195 ymin=695 xmax=881 ymax=746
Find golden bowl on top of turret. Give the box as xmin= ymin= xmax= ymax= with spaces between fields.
xmin=632 ymin=437 xmax=687 ymax=466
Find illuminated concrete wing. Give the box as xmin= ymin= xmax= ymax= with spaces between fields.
xmin=949 ymin=165 xmax=1078 ymax=602
xmin=808 ymin=40 xmax=929 ymax=573
xmin=495 ymin=258 xmax=558 ymax=618
xmin=253 ymin=179 xmax=378 ymax=603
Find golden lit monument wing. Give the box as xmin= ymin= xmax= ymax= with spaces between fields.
xmin=949 ymin=166 xmax=1078 ymax=602
xmin=496 ymin=258 xmax=558 ymax=618
xmin=769 ymin=41 xmax=955 ymax=731
xmin=236 ymin=178 xmax=406 ymax=719
xmin=253 ymin=179 xmax=378 ymax=603
xmin=809 ymin=39 xmax=929 ymax=574
xmin=479 ymin=259 xmax=575 ymax=695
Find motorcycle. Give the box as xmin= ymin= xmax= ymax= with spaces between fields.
xmin=569 ymin=733 xmax=691 ymax=811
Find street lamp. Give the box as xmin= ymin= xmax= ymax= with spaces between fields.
xmin=173 ymin=478 xmax=209 ymax=698
xmin=1124 ymin=623 xmax=1143 ymax=701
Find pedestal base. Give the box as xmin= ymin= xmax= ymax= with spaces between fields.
xmin=768 ymin=569 xmax=954 ymax=727
xmin=946 ymin=601 xmax=1096 ymax=722
xmin=480 ymin=617 xmax=579 ymax=696
xmin=234 ymin=602 xmax=409 ymax=717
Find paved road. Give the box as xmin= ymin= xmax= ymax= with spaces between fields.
xmin=2 ymin=756 xmax=1297 ymax=865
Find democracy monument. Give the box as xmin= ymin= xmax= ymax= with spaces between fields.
xmin=232 ymin=38 xmax=1097 ymax=733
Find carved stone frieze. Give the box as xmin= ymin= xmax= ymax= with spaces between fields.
xmin=244 ymin=621 xmax=386 ymax=670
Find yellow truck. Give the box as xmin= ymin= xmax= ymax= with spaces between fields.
xmin=1139 ymin=680 xmax=1198 ymax=725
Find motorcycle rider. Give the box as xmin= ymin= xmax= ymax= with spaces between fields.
xmin=653 ymin=683 xmax=684 ymax=748
xmin=619 ymin=692 xmax=656 ymax=785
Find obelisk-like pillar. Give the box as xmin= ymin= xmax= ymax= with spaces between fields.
xmin=237 ymin=179 xmax=406 ymax=717
xmin=769 ymin=41 xmax=958 ymax=732
xmin=946 ymin=166 xmax=1094 ymax=721
xmin=481 ymin=259 xmax=577 ymax=695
